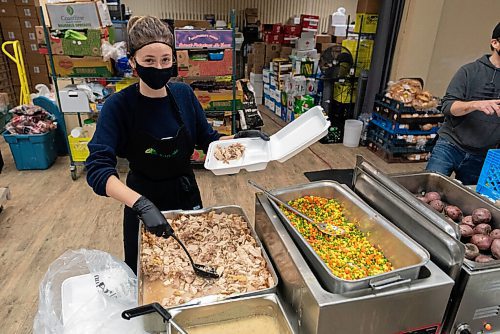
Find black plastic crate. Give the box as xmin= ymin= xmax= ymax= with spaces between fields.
xmin=367 ymin=129 xmax=434 ymax=154
xmin=371 ymin=113 xmax=440 ymax=135
xmin=367 ymin=140 xmax=431 ymax=163
xmin=368 ymin=122 xmax=437 ymax=148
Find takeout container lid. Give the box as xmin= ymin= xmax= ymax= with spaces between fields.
xmin=204 ymin=106 xmax=330 ymax=175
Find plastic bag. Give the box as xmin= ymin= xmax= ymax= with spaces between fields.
xmin=101 ymin=41 xmax=127 ymax=61
xmin=33 ymin=249 xmax=147 ymax=334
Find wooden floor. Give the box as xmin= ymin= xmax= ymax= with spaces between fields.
xmin=0 ymin=109 xmax=426 ymax=333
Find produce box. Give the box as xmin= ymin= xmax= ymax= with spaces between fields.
xmin=174 ymin=29 xmax=232 ymax=49
xmin=49 ymin=55 xmax=113 ymax=77
xmin=178 ymin=49 xmax=232 ymax=77
xmin=46 ymin=0 xmax=112 ymax=29
xmin=193 ymin=89 xmax=243 ymax=111
xmin=353 ymin=13 xmax=378 ymax=34
xmin=61 ymin=27 xmax=114 ymax=56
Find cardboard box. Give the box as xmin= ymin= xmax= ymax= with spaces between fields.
xmin=24 ymin=40 xmax=39 ymax=52
xmin=245 ymin=8 xmax=258 ymax=16
xmin=16 ymin=4 xmax=36 ymax=18
xmin=46 ymin=0 xmax=112 ymax=29
xmin=178 ymin=49 xmax=232 ymax=77
xmin=252 ymin=62 xmax=264 ymax=74
xmin=19 ymin=17 xmax=38 ymax=29
xmin=2 ymin=27 xmax=22 ymax=40
xmin=46 ymin=35 xmax=63 ymax=54
xmin=265 ymin=43 xmax=281 ymax=60
xmin=21 ymin=28 xmax=36 ymax=42
xmin=263 ymin=32 xmax=282 ymax=44
xmin=353 ymin=14 xmax=378 ymax=34
xmin=2 ymin=16 xmax=20 ymax=30
xmin=252 ymin=42 xmax=265 ymax=55
xmin=284 ymin=24 xmax=301 ymax=36
xmin=0 ymin=0 xmax=15 ymax=4
xmin=176 ymin=50 xmax=189 ymax=68
xmin=16 ymin=0 xmax=38 ymax=5
xmin=246 ymin=15 xmax=258 ymax=25
xmin=292 ymin=48 xmax=318 ymax=59
xmin=0 ymin=2 xmax=16 ymax=16
xmin=10 ymin=64 xmax=30 ymax=86
xmin=62 ymin=27 xmax=112 ymax=56
xmin=334 ymin=36 xmax=346 ymax=44
xmin=300 ymin=14 xmax=319 ymax=30
xmin=317 ymin=42 xmax=336 ymax=53
xmin=23 ymin=46 xmax=45 ymax=65
xmin=356 ymin=0 xmax=381 ymax=14
xmin=193 ymin=89 xmax=243 ymax=111
xmin=174 ymin=20 xmax=210 ymax=29
xmin=35 ymin=25 xmax=44 ymax=43
xmin=280 ymin=46 xmax=293 ymax=58
xmin=316 ymin=34 xmax=332 ymax=44
xmin=49 ymin=55 xmax=114 ymax=77
xmin=296 ymin=31 xmax=315 ymax=51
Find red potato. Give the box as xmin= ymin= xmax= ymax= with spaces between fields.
xmin=425 ymin=192 xmax=441 ymax=202
xmin=444 ymin=205 xmax=463 ymax=221
xmin=459 ymin=224 xmax=475 ymax=238
xmin=473 ymin=223 xmax=492 ymax=235
xmin=475 ymin=254 xmax=495 ymax=263
xmin=461 ymin=216 xmax=475 ymax=228
xmin=464 ymin=243 xmax=480 ymax=260
xmin=429 ymin=199 xmax=445 ymax=212
xmin=492 ymin=239 xmax=500 ymax=260
xmin=472 ymin=208 xmax=492 ymax=225
xmin=490 ymin=229 xmax=500 ymax=240
xmin=471 ymin=234 xmax=493 ymax=251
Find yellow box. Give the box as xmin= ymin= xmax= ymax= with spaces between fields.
xmin=116 ymin=77 xmax=139 ymax=92
xmin=49 ymin=55 xmax=114 ymax=77
xmin=333 ymin=82 xmax=357 ymax=104
xmin=68 ymin=135 xmax=91 ymax=162
xmin=353 ymin=13 xmax=378 ymax=34
xmin=193 ymin=89 xmax=244 ymax=111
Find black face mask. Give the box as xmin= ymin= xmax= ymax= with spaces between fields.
xmin=135 ymin=62 xmax=173 ymax=90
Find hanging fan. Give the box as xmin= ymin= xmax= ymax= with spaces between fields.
xmin=319 ymin=45 xmax=354 ymax=79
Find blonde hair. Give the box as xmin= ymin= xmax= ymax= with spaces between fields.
xmin=127 ymin=15 xmax=174 ymax=55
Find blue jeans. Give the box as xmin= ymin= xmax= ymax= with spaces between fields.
xmin=426 ymin=138 xmax=485 ymax=185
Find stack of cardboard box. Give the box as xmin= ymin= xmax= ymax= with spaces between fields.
xmin=0 ymin=0 xmax=49 ymax=102
xmin=42 ymin=0 xmax=114 ymax=77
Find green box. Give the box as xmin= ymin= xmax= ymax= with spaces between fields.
xmin=294 ymin=95 xmax=314 ymax=116
xmin=62 ymin=27 xmax=114 ymax=57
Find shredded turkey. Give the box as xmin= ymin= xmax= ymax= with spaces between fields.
xmin=214 ymin=143 xmax=245 ymax=164
xmin=140 ymin=211 xmax=274 ymax=308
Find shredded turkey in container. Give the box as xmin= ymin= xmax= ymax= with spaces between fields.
xmin=141 ymin=212 xmax=274 ymax=308
xmin=214 ymin=143 xmax=245 ymax=164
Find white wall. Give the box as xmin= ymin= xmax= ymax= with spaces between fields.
xmin=391 ymin=0 xmax=500 ymax=96
xmin=125 ymin=0 xmax=358 ymax=33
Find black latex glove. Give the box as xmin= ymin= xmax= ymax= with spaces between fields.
xmin=234 ymin=129 xmax=270 ymax=141
xmin=132 ymin=196 xmax=174 ymax=238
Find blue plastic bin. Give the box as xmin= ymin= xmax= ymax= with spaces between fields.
xmin=476 ymin=149 xmax=500 ymax=201
xmin=2 ymin=130 xmax=57 ymax=170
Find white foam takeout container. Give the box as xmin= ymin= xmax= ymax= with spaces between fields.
xmin=205 ymin=106 xmax=330 ymax=175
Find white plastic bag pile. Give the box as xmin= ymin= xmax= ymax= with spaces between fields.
xmin=33 ymin=249 xmax=147 ymax=334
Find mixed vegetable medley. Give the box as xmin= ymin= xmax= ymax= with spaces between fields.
xmin=283 ymin=196 xmax=393 ymax=280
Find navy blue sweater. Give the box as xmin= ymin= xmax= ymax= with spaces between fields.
xmin=85 ymin=82 xmax=221 ymax=196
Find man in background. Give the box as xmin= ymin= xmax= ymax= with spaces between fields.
xmin=426 ymin=22 xmax=500 ymax=185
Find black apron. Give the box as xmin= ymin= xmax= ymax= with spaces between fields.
xmin=123 ymin=84 xmax=202 ymax=273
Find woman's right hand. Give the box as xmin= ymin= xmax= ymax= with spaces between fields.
xmin=132 ymin=196 xmax=175 ymax=237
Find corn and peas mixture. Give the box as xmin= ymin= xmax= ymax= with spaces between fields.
xmin=283 ymin=196 xmax=393 ymax=280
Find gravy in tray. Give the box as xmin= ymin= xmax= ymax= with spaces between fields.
xmin=182 ymin=315 xmax=282 ymax=334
